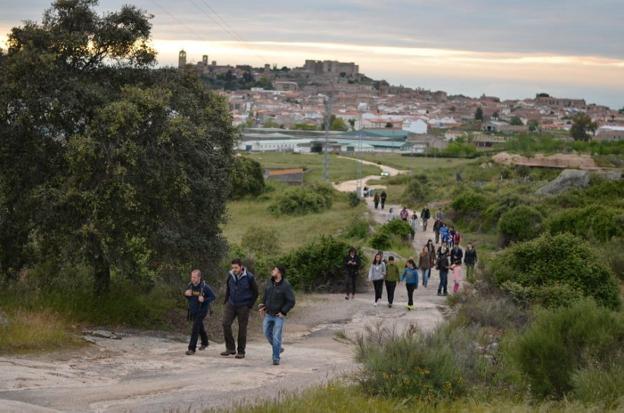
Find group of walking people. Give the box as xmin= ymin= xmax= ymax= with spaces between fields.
xmin=344 ymin=206 xmax=478 ymax=308
xmin=183 ymin=258 xmax=296 ymax=366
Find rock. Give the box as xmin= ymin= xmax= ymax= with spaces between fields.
xmin=536 ymin=169 xmax=590 ymax=195
xmin=82 ymin=329 xmax=122 ymax=340
xmin=82 ymin=336 xmax=97 ymax=345
xmin=0 ymin=309 xmax=9 ymax=327
xmin=594 ymin=170 xmax=622 ymax=181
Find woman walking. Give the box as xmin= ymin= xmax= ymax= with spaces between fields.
xmin=418 ymin=246 xmax=431 ymax=288
xmin=400 ymin=259 xmax=419 ymax=310
xmin=385 ymin=256 xmax=400 ymax=308
xmin=436 ymin=245 xmax=450 ymax=296
xmin=451 ymin=262 xmax=463 ymax=294
xmin=368 ymin=252 xmax=386 ymax=306
xmin=344 ymin=247 xmax=361 ymax=300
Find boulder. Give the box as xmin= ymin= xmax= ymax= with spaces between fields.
xmin=82 ymin=329 xmax=122 ymax=340
xmin=536 ymin=169 xmax=590 ymax=195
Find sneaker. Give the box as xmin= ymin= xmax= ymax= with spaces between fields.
xmin=185 ymin=350 xmax=195 ymax=355
xmin=199 ymin=344 xmax=208 ymax=351
xmin=388 ymin=304 xmax=392 ymax=308
xmin=273 ymin=360 xmax=280 ymax=366
xmin=220 ymin=351 xmax=236 ymax=357
xmin=235 ymin=353 xmax=246 ymax=359
xmin=374 ymin=301 xmax=378 ymax=306
xmin=345 ymin=296 xmax=349 ymax=300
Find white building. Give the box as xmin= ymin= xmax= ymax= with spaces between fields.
xmin=404 ymin=119 xmax=428 ymax=134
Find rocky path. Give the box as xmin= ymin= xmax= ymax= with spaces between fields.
xmin=0 ymin=158 xmax=447 ymax=413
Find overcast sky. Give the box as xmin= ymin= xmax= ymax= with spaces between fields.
xmin=1 ymin=0 xmax=623 ymax=108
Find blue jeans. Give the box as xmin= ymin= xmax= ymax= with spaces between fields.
xmin=438 ymin=270 xmax=448 ymax=295
xmin=263 ymin=314 xmax=284 ymax=361
xmin=422 ymin=268 xmax=431 ymax=287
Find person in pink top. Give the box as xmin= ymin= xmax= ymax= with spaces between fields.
xmin=451 ymin=263 xmax=463 ymax=294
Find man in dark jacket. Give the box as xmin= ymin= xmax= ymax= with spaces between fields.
xmin=184 ymin=269 xmax=216 ymax=355
xmin=436 ymin=246 xmax=450 ymax=296
xmin=450 ymin=244 xmax=464 ymax=266
xmin=421 ymin=207 xmax=431 ymax=231
xmin=259 ymin=266 xmax=295 ymax=365
xmin=344 ymin=247 xmax=361 ymax=300
xmin=464 ymin=243 xmax=478 ymax=283
xmin=221 ymin=259 xmax=259 ymax=359
xmin=380 ymin=191 xmax=387 ymax=210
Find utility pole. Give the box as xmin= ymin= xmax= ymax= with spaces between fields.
xmin=323 ymin=94 xmax=332 ymax=182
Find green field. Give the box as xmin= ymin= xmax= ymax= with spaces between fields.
xmin=246 ymin=152 xmax=381 ymax=183
xmin=352 ymin=153 xmax=476 ymax=172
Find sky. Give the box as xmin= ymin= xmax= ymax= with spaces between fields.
xmin=1 ymin=0 xmax=623 ymax=108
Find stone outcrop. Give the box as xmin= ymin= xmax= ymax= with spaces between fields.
xmin=536 ymin=169 xmax=591 ymax=195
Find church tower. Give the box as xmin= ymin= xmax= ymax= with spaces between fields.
xmin=178 ymin=50 xmax=187 ymax=68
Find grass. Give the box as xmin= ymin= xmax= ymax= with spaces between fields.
xmin=246 ymin=152 xmax=381 ymax=183
xmin=0 ymin=309 xmax=84 ymax=354
xmin=218 ymin=382 xmax=613 ymax=413
xmin=353 ymin=153 xmax=476 ymax=172
xmin=223 ymin=189 xmax=367 ymax=251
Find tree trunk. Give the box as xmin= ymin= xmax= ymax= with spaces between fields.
xmin=87 ymin=233 xmax=110 ymax=295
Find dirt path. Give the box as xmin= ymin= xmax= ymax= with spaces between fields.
xmin=332 ymin=156 xmax=404 ymax=193
xmin=0 ymin=159 xmax=447 ymax=413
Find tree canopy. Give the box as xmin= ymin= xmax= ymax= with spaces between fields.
xmin=570 ymin=113 xmax=597 ymax=141
xmin=0 ymin=0 xmax=236 ymax=293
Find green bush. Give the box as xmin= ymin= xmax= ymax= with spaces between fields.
xmin=571 ymin=365 xmax=624 ymax=407
xmin=482 ymin=194 xmax=524 ymax=230
xmin=507 ymin=299 xmax=624 ymax=399
xmin=488 ymin=233 xmax=621 ymax=309
xmin=497 ymin=205 xmax=543 ymax=246
xmin=451 ymin=190 xmax=490 ymax=230
xmin=347 ymin=191 xmax=361 ymax=207
xmin=343 ymin=217 xmax=369 ymax=239
xmin=370 ymin=231 xmax=391 ymax=250
xmin=402 ymin=177 xmax=426 ymax=205
xmin=241 ymin=226 xmax=281 ymax=257
xmin=280 ymin=236 xmax=365 ymax=291
xmin=356 ymin=326 xmax=467 ymax=402
xmin=268 ymin=184 xmax=334 ymax=216
xmin=547 ymin=204 xmax=624 ymax=242
xmin=230 ymin=156 xmax=265 ymax=199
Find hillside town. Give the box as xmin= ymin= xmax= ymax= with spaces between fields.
xmin=178 ymin=50 xmax=624 ymax=154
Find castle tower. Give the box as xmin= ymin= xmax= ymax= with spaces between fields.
xmin=178 ymin=50 xmax=187 ymax=68
xmin=202 ymin=55 xmax=208 ymax=66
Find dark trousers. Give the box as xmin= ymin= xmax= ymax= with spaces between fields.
xmin=406 ymin=283 xmax=417 ymax=306
xmin=189 ymin=312 xmax=208 ymax=351
xmin=374 ymin=201 xmax=379 ymax=209
xmin=372 ymin=279 xmax=384 ymax=302
xmin=385 ymin=281 xmax=397 ymax=304
xmin=423 ymin=219 xmax=429 ymax=231
xmin=345 ymin=273 xmax=357 ymax=296
xmin=222 ymin=303 xmax=250 ymax=354
xmin=380 ymin=200 xmax=386 ymax=210
xmin=438 ymin=270 xmax=448 ymax=295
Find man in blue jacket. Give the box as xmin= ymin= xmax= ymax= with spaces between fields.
xmin=221 ymin=258 xmax=259 ymax=359
xmin=184 ymin=269 xmax=216 ymax=355
xmin=259 ymin=266 xmax=295 ymax=365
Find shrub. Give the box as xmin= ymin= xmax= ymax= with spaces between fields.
xmin=343 ymin=217 xmax=369 ymax=239
xmin=0 ymin=310 xmax=82 ymax=353
xmin=482 ymin=193 xmax=523 ymax=230
xmin=450 ymin=190 xmax=489 ymax=230
xmin=230 ymin=156 xmax=265 ymax=199
xmin=507 ymin=299 xmax=624 ymax=399
xmin=497 ymin=205 xmax=543 ymax=246
xmin=547 ymin=204 xmax=624 ymax=242
xmin=402 ymin=177 xmax=426 ymax=205
xmin=571 ymin=365 xmax=624 ymax=407
xmin=356 ymin=326 xmax=467 ymax=401
xmin=370 ymin=231 xmax=391 ymax=250
xmin=381 ymin=219 xmax=414 ymax=239
xmin=488 ymin=233 xmax=621 ymax=309
xmin=280 ymin=236 xmax=365 ymax=291
xmin=347 ymin=191 xmax=361 ymax=207
xmin=241 ymin=226 xmax=281 ymax=257
xmin=268 ymin=183 xmax=333 ymax=216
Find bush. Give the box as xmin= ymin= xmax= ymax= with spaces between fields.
xmin=451 ymin=190 xmax=490 ymax=230
xmin=343 ymin=217 xmax=369 ymax=239
xmin=497 ymin=205 xmax=543 ymax=246
xmin=482 ymin=194 xmax=524 ymax=230
xmin=571 ymin=365 xmax=624 ymax=407
xmin=356 ymin=326 xmax=467 ymax=402
xmin=230 ymin=156 xmax=265 ymax=199
xmin=347 ymin=191 xmax=361 ymax=207
xmin=0 ymin=310 xmax=83 ymax=353
xmin=402 ymin=177 xmax=426 ymax=205
xmin=488 ymin=233 xmax=621 ymax=309
xmin=241 ymin=226 xmax=281 ymax=257
xmin=268 ymin=184 xmax=334 ymax=216
xmin=507 ymin=299 xmax=624 ymax=399
xmin=280 ymin=236 xmax=365 ymax=291
xmin=370 ymin=231 xmax=391 ymax=250
xmin=547 ymin=204 xmax=624 ymax=242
